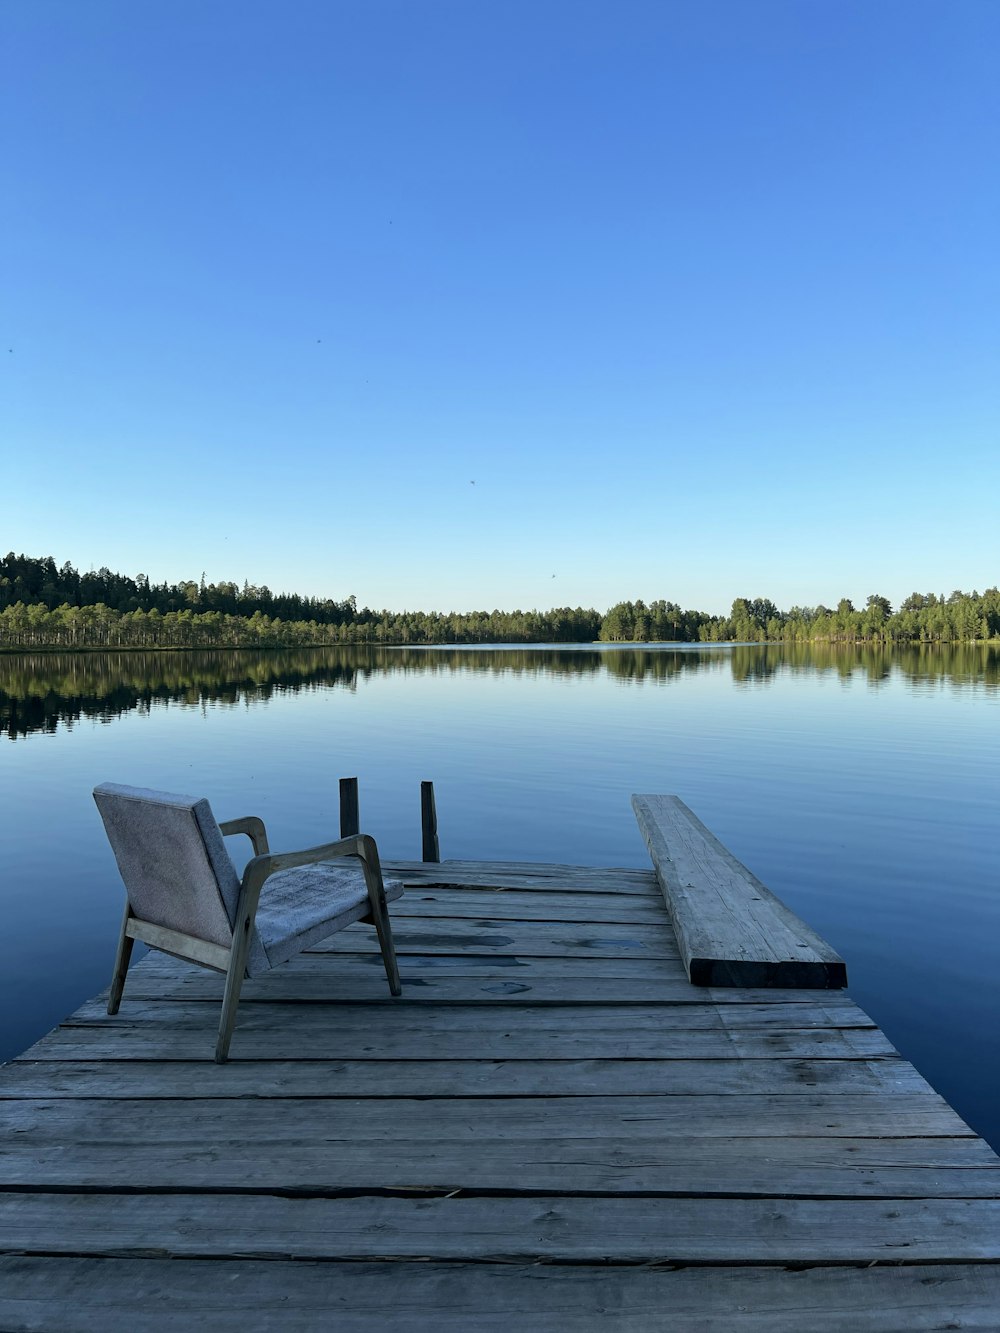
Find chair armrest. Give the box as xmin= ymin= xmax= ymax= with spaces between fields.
xmin=240 ymin=834 xmax=389 ymax=911
xmin=219 ymin=816 xmax=270 ymax=856
xmin=242 ymin=833 xmax=373 ymax=880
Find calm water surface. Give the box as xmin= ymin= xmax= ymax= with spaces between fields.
xmin=2 ymin=643 xmax=998 ymax=1147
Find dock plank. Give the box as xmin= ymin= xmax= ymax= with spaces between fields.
xmin=2 ymin=1133 xmax=996 ymax=1197
xmin=1 ymin=1082 xmax=970 ymax=1135
xmin=116 ymin=953 xmax=850 ymax=1005
xmin=67 ymin=995 xmax=879 ymax=1030
xmin=3 ymin=1194 xmax=999 ymax=1263
xmin=126 ymin=949 xmax=890 ymax=1001
xmin=390 ymin=887 xmax=674 ymax=923
xmin=2 ymin=1091 xmax=973 ymax=1142
xmin=2 ymin=1259 xmax=999 ymax=1333
xmin=22 ymin=1013 xmax=897 ymax=1061
xmin=385 ymin=861 xmax=660 ymax=895
xmin=316 ymin=916 xmax=682 ymax=959
xmin=0 ymin=1056 xmax=933 ymax=1098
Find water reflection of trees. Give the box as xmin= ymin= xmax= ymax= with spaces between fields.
xmin=728 ymin=642 xmax=1000 ymax=689
xmin=0 ymin=650 xmax=373 ymax=740
xmin=2 ymin=643 xmax=997 ymax=739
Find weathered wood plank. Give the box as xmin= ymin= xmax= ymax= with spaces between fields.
xmin=124 ymin=950 xmax=698 ymax=983
xmin=66 ymin=996 xmax=878 ymax=1032
xmin=307 ymin=949 xmax=682 ymax=975
xmin=0 ymin=1056 xmax=932 ymax=1098
xmin=105 ymin=967 xmax=872 ymax=1010
xmin=3 ymin=1194 xmax=998 ymax=1263
xmin=329 ymin=950 xmax=692 ymax=976
xmin=1 ymin=1092 xmax=972 ymax=1142
xmin=390 ymin=888 xmax=674 ymax=924
xmin=387 ymin=859 xmax=659 ymax=879
xmin=3 ymin=1258 xmax=999 ymax=1332
xmin=117 ymin=960 xmax=857 ymax=1005
xmin=122 ymin=949 xmax=869 ymax=1005
xmin=633 ymin=795 xmax=847 ymax=987
xmin=384 ymin=860 xmax=660 ymax=894
xmin=318 ymin=916 xmax=682 ymax=958
xmin=23 ymin=1014 xmax=896 ymax=1061
xmin=2 ymin=1133 xmax=997 ymax=1195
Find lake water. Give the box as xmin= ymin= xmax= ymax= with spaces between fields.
xmin=2 ymin=643 xmax=998 ymax=1148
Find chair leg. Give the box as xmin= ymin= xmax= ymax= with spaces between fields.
xmin=216 ymin=963 xmax=247 ymax=1063
xmin=371 ymin=897 xmax=402 ymax=996
xmin=107 ymin=905 xmax=135 ymax=1015
xmin=357 ymin=839 xmax=402 ymax=997
xmin=216 ymin=901 xmax=258 ymax=1063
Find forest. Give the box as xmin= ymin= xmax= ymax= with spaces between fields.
xmin=1 ymin=552 xmax=998 ymax=649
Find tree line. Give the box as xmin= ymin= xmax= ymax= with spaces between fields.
xmin=0 ymin=600 xmax=602 ymax=649
xmin=1 ymin=553 xmax=997 ymax=649
xmin=0 ymin=552 xmax=361 ymax=625
xmin=695 ymin=591 xmax=1000 ymax=644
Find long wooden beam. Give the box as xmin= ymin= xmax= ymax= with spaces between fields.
xmin=632 ymin=794 xmax=847 ymax=988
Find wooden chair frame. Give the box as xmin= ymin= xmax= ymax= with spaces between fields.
xmin=107 ymin=819 xmax=401 ymax=1062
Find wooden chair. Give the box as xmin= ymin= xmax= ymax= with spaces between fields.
xmin=93 ymin=783 xmax=402 ymax=1061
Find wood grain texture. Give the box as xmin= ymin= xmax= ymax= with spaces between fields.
xmin=312 ymin=915 xmax=683 ymax=959
xmin=3 ymin=1092 xmax=972 ymax=1143
xmin=21 ymin=1015 xmax=896 ymax=1062
xmin=0 ymin=1056 xmax=933 ymax=1098
xmin=384 ymin=860 xmax=660 ymax=895
xmin=121 ymin=948 xmax=871 ymax=1007
xmin=2 ymin=1259 xmax=999 ymax=1333
xmin=67 ymin=995 xmax=878 ymax=1030
xmin=391 ymin=887 xmax=676 ymax=923
xmin=104 ymin=952 xmax=872 ymax=1006
xmin=633 ymin=794 xmax=847 ymax=987
xmin=3 ymin=1193 xmax=998 ymax=1262
xmin=2 ymin=1133 xmax=996 ymax=1196
xmin=1 ymin=1087 xmax=970 ymax=1130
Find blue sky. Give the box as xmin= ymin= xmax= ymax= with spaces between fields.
xmin=3 ymin=0 xmax=997 ymax=615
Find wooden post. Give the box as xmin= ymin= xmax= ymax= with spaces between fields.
xmin=339 ymin=777 xmax=360 ymax=838
xmin=420 ymin=780 xmax=440 ymax=863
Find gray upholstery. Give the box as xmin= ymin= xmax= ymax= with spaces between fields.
xmin=253 ymin=863 xmax=404 ymax=974
xmin=94 ymin=781 xmax=404 ymax=978
xmin=94 ymin=783 xmax=241 ymax=951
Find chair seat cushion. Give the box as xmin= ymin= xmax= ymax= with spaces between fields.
xmin=250 ymin=862 xmax=404 ymax=975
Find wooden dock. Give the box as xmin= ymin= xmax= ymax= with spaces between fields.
xmin=2 ymin=819 xmax=999 ymax=1327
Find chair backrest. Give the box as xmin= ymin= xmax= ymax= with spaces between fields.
xmin=93 ymin=783 xmax=242 ymax=949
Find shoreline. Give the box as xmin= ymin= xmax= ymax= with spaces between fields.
xmin=3 ymin=637 xmax=1000 ymax=656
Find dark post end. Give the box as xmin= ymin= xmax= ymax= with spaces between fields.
xmin=340 ymin=776 xmax=360 ymax=838
xmin=421 ymin=780 xmax=441 ymax=863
